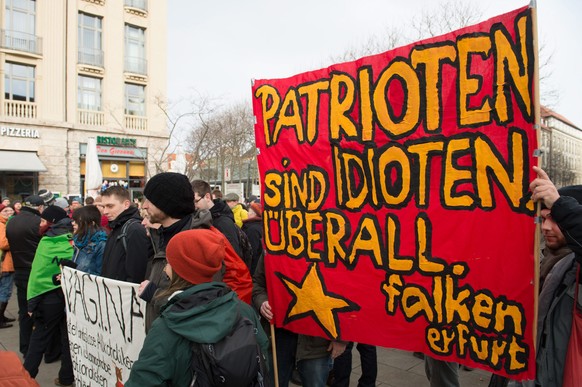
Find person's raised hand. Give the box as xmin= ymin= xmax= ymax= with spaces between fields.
xmin=530 ymin=166 xmax=560 ymax=209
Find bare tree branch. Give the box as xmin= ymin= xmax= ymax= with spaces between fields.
xmin=328 ymin=0 xmax=556 ymax=107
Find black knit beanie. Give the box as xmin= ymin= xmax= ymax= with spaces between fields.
xmin=558 ymin=185 xmax=582 ymax=205
xmin=144 ymin=172 xmax=195 ymax=219
xmin=41 ymin=205 xmax=68 ymax=223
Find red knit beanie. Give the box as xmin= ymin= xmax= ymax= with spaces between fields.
xmin=166 ymin=229 xmax=225 ymax=284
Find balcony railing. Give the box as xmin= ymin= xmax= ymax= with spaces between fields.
xmin=124 ymin=56 xmax=147 ymax=75
xmin=3 ymin=100 xmax=37 ymax=119
xmin=0 ymin=29 xmax=42 ymax=55
xmin=125 ymin=0 xmax=147 ymax=11
xmin=78 ymin=109 xmax=104 ymax=126
xmin=78 ymin=47 xmax=104 ymax=67
xmin=125 ymin=114 xmax=147 ymax=131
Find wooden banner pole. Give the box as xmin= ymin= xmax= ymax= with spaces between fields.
xmin=530 ymin=0 xmax=542 ymax=351
xmin=270 ymin=323 xmax=280 ymax=387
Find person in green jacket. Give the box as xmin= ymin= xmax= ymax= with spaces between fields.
xmin=126 ymin=228 xmax=269 ymax=387
xmin=23 ymin=205 xmax=75 ymax=386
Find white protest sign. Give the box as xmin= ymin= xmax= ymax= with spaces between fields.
xmin=61 ymin=267 xmax=147 ymax=387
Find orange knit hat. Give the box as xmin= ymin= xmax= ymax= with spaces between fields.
xmin=250 ymin=202 xmax=262 ymax=217
xmin=166 ymin=229 xmax=225 ymax=284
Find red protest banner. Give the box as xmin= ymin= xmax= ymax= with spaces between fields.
xmin=252 ymin=6 xmax=536 ymax=379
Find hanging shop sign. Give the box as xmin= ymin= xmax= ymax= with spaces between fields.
xmin=80 ymin=143 xmax=147 ymax=159
xmin=97 ymin=136 xmax=137 ymax=147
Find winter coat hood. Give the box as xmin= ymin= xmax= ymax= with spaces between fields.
xmin=161 ymin=282 xmax=241 ymax=343
xmin=45 ymin=217 xmax=74 ymax=237
xmin=210 ymin=199 xmax=235 ymax=222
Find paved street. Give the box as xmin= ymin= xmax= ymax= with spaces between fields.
xmin=1 ymin=291 xmax=491 ymax=387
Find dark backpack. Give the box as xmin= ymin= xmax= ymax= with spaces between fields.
xmin=189 ymin=312 xmax=269 ymax=387
xmin=116 ymin=218 xmax=140 ymax=254
xmin=236 ymin=227 xmax=254 ymax=270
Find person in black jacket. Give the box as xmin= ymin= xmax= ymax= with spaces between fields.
xmin=5 ymin=195 xmax=45 ymax=355
xmin=139 ymin=172 xmax=199 ymax=330
xmin=530 ymin=166 xmax=582 ymax=386
xmin=100 ymin=186 xmax=152 ymax=283
xmin=192 ymin=180 xmax=243 ymax=258
xmin=242 ymin=202 xmax=263 ymax=275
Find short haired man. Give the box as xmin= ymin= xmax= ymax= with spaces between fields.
xmin=5 ymin=195 xmax=45 ymax=355
xmin=530 ymin=166 xmax=582 ymax=387
xmin=223 ymin=192 xmax=248 ymax=227
xmin=211 ymin=188 xmax=222 ymax=200
xmin=93 ymin=195 xmax=109 ymax=230
xmin=489 ymin=168 xmax=582 ymax=386
xmin=100 ymin=186 xmax=152 ymax=283
xmin=192 ymin=180 xmax=244 ymax=259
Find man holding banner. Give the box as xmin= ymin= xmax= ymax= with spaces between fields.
xmin=252 ymin=4 xmax=538 ymax=382
xmin=530 ymin=167 xmax=582 ymax=387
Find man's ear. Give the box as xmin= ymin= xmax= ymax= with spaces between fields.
xmin=123 ymin=199 xmax=131 ymax=209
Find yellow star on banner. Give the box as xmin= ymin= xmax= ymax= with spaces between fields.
xmin=277 ymin=263 xmax=359 ymax=339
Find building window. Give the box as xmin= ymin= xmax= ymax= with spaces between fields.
xmin=125 ymin=24 xmax=146 ymax=74
xmin=78 ymin=13 xmax=103 ymax=67
xmin=78 ymin=75 xmax=101 ymax=111
xmin=3 ymin=0 xmax=40 ymax=54
xmin=125 ymin=0 xmax=147 ymax=12
xmin=4 ymin=62 xmax=35 ymax=102
xmin=125 ymin=83 xmax=145 ymax=116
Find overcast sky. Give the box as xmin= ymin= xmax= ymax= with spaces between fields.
xmin=167 ymin=0 xmax=582 ymax=128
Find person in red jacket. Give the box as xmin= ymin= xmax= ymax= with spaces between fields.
xmin=0 ymin=351 xmax=39 ymax=387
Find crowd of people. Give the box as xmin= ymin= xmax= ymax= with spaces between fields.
xmin=0 ymin=166 xmax=580 ymax=387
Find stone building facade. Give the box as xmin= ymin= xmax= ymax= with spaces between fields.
xmin=0 ymin=0 xmax=168 ymax=201
xmin=539 ymin=106 xmax=582 ymax=188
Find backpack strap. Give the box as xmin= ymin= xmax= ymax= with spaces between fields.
xmin=189 ymin=342 xmax=206 ymax=387
xmin=116 ymin=218 xmax=140 ymax=254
